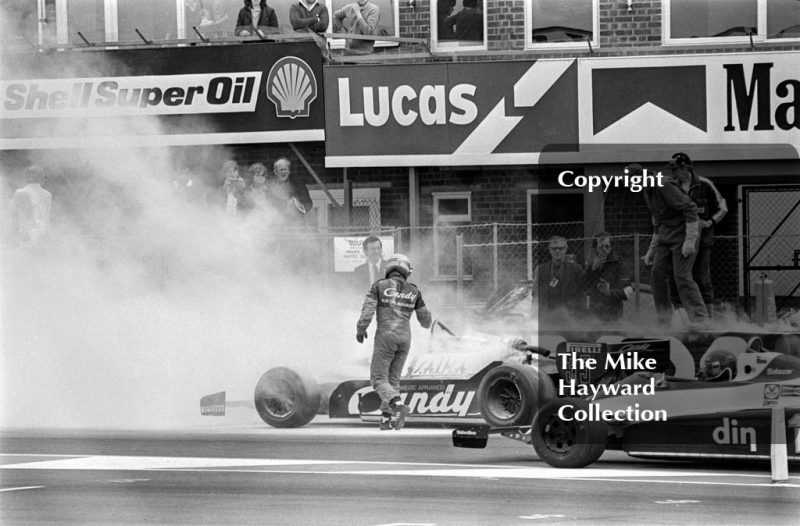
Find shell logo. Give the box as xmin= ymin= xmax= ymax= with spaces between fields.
xmin=266 ymin=56 xmax=317 ymax=119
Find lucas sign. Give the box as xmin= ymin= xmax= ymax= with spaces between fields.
xmin=324 ymin=60 xmax=579 ymax=167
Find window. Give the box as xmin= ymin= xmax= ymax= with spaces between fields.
xmin=66 ymin=0 xmax=106 ymax=45
xmin=664 ymin=0 xmax=800 ymax=44
xmin=4 ymin=1 xmax=41 ymax=48
xmin=117 ymin=0 xmax=178 ymax=43
xmin=432 ymin=192 xmax=472 ymax=278
xmin=766 ymin=0 xmax=800 ymax=39
xmin=431 ymin=0 xmax=486 ymax=52
xmin=526 ymin=0 xmax=598 ymax=50
xmin=7 ymin=0 xmax=404 ymax=48
xmin=434 ymin=193 xmax=471 ymax=222
xmin=190 ymin=0 xmax=240 ymax=38
xmin=309 ymin=188 xmax=381 ymax=230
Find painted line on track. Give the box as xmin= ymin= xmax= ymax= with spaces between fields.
xmin=1 ymin=454 xmax=798 ymax=488
xmin=0 ymin=486 xmax=45 ymax=493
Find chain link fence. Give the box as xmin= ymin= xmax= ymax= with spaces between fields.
xmin=327 ymin=196 xmax=382 ymax=229
xmin=64 ymin=222 xmax=798 ymax=320
xmin=396 ymin=224 xmax=798 ymax=320
xmin=450 ymin=229 xmax=798 ymax=319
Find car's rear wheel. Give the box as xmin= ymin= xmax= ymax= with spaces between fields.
xmin=254 ymin=367 xmax=321 ymax=428
xmin=531 ymin=398 xmax=607 ymax=468
xmin=477 ymin=364 xmax=556 ymax=427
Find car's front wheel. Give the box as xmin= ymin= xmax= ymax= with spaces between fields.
xmin=531 ymin=398 xmax=607 ymax=468
xmin=254 ymin=367 xmax=321 ymax=428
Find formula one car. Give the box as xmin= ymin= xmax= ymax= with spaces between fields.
xmin=452 ymin=336 xmax=800 ymax=468
xmin=200 ymin=317 xmax=739 ymax=429
xmin=201 ymin=320 xmax=560 ymax=428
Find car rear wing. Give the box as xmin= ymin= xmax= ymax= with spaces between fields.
xmin=200 ymin=391 xmax=254 ymax=416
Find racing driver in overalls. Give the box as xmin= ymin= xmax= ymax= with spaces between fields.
xmin=356 ymin=254 xmax=432 ymax=430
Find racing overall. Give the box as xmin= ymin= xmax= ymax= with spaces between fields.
xmin=357 ymin=271 xmax=432 ymax=413
xmin=645 ymin=175 xmax=708 ymax=325
xmin=670 ymin=172 xmax=727 ymax=317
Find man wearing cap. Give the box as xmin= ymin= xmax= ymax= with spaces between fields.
xmin=668 ymin=153 xmax=727 ymax=321
xmin=628 ymin=160 xmax=709 ymax=326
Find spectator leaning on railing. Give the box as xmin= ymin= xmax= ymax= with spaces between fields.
xmin=332 ymin=0 xmax=380 ymax=52
xmin=290 ymin=0 xmax=330 ymax=34
xmin=235 ymin=0 xmax=278 ymax=36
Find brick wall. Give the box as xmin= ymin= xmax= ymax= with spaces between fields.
xmin=599 ymin=0 xmax=662 ymax=48
xmin=486 ymin=0 xmax=525 ymax=51
xmin=384 ymin=0 xmax=800 ymax=61
xmin=602 ymin=186 xmax=652 ymax=236
xmin=399 ymin=0 xmax=431 ymax=39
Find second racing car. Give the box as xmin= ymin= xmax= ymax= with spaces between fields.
xmin=452 ymin=335 xmax=800 ymax=467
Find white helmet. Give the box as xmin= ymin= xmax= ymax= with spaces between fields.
xmin=385 ymin=253 xmax=413 ymax=278
xmin=697 ymin=349 xmax=737 ymax=382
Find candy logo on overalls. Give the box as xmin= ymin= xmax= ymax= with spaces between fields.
xmin=384 ymin=288 xmax=416 ymax=300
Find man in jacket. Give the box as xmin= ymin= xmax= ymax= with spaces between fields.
xmin=532 ymin=236 xmax=585 ymax=321
xmin=9 ymin=165 xmax=52 ymax=246
xmin=353 ymin=235 xmax=386 ymax=293
xmin=630 ymin=160 xmax=709 ymax=326
xmin=235 ymin=0 xmax=278 ymax=36
xmin=356 ymin=254 xmax=432 ymax=430
xmin=669 ymin=153 xmax=727 ymax=321
xmin=290 ymin=0 xmax=329 ymax=33
xmin=333 ymin=0 xmax=380 ymax=52
xmin=266 ymin=158 xmax=313 ymax=221
xmin=583 ymin=232 xmax=632 ymax=322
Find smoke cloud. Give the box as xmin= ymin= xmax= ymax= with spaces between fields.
xmin=1 ymin=147 xmax=368 ymax=430
xmin=0 ymin=46 xmax=365 ymax=431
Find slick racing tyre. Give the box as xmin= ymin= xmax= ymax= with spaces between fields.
xmin=531 ymin=398 xmax=607 ymax=468
xmin=254 ymin=367 xmax=321 ymax=428
xmin=478 ymin=363 xmax=556 ymax=428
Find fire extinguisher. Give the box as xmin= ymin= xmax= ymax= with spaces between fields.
xmin=755 ymin=273 xmax=777 ymax=325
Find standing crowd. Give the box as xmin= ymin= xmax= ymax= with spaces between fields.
xmin=4 ymin=156 xmax=315 ymax=247
xmin=533 ymin=152 xmax=726 ymax=329
xmin=209 ymin=157 xmax=313 ymax=221
xmin=188 ymin=0 xmax=383 ymax=52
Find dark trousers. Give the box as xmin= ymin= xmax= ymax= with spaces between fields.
xmin=652 ymin=224 xmax=708 ymax=324
xmin=693 ymin=244 xmax=714 ymax=307
xmin=669 ymin=243 xmax=714 ymax=317
xmin=370 ymin=330 xmax=410 ymax=413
